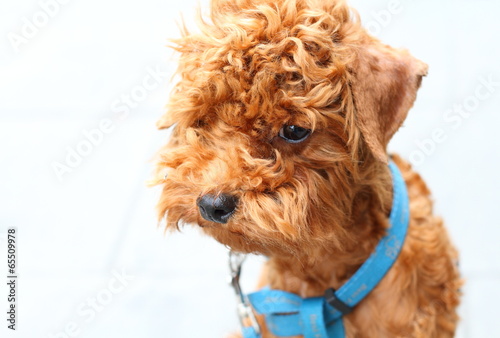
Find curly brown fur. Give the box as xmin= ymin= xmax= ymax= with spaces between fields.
xmin=153 ymin=0 xmax=461 ymax=336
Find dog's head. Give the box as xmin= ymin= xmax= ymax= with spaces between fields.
xmin=154 ymin=0 xmax=427 ymax=257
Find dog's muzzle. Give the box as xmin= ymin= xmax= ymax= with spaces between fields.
xmin=197 ymin=193 xmax=238 ymax=224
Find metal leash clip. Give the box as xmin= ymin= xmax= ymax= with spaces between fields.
xmin=228 ymin=251 xmax=261 ymax=335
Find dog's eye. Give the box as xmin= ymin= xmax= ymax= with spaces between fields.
xmin=279 ymin=125 xmax=311 ymax=143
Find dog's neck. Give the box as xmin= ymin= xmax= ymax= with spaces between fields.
xmin=266 ymin=161 xmax=394 ymax=297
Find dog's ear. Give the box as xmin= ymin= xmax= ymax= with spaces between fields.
xmin=351 ymin=42 xmax=428 ymax=163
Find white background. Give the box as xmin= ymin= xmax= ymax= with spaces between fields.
xmin=0 ymin=0 xmax=499 ymax=337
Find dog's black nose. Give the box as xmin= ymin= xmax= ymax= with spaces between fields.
xmin=197 ymin=194 xmax=238 ymax=224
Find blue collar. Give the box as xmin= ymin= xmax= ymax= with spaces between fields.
xmin=238 ymin=160 xmax=410 ymax=338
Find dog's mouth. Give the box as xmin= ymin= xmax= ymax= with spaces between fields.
xmin=200 ymin=223 xmax=260 ymax=253
xmin=197 ymin=217 xmax=245 ymax=236
xmin=197 ymin=214 xmax=304 ymax=256
xmin=197 ymin=220 xmax=243 ymax=235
